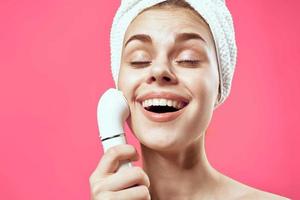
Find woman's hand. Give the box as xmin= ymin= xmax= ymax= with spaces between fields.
xmin=89 ymin=144 xmax=151 ymax=200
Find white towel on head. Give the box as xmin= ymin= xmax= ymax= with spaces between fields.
xmin=110 ymin=0 xmax=237 ymax=108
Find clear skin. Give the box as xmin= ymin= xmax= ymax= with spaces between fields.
xmin=89 ymin=7 xmax=289 ymax=200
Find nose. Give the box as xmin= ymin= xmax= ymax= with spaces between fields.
xmin=147 ymin=59 xmax=178 ymax=85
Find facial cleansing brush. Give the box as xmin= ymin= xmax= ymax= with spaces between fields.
xmin=97 ymin=88 xmax=132 ymax=169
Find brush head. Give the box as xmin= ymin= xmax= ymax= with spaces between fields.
xmin=97 ymin=88 xmax=130 ymax=140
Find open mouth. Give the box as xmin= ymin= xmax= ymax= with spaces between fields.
xmin=141 ymin=99 xmax=189 ymax=114
xmin=145 ymin=105 xmax=179 ymax=113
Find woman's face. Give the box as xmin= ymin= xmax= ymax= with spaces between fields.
xmin=118 ymin=7 xmax=219 ymax=152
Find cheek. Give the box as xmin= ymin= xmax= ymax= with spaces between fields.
xmin=181 ymin=69 xmax=216 ymax=98
xmin=118 ymin=67 xmax=140 ymax=98
xmin=118 ymin=67 xmax=144 ymax=89
xmin=197 ymin=76 xmax=216 ymax=102
xmin=183 ymin=77 xmax=216 ymax=137
xmin=181 ymin=70 xmax=217 ymax=123
xmin=118 ymin=67 xmax=147 ymax=115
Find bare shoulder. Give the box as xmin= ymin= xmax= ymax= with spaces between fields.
xmin=218 ymin=174 xmax=290 ymax=200
xmin=240 ymin=188 xmax=290 ymax=200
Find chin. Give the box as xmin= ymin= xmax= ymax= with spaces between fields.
xmin=140 ymin=137 xmax=184 ymax=153
xmin=128 ymin=120 xmax=191 ymax=152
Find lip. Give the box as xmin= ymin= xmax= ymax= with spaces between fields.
xmin=136 ymin=91 xmax=190 ymax=122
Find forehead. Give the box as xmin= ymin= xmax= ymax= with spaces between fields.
xmin=123 ymin=7 xmax=213 ymax=46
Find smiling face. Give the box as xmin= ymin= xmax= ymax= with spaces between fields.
xmin=118 ymin=7 xmax=219 ymax=152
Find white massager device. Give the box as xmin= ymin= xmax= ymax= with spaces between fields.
xmin=97 ymin=88 xmax=132 ymax=170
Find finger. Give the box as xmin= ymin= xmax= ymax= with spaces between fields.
xmin=98 ymin=185 xmax=150 ymax=200
xmin=98 ymin=144 xmax=139 ymax=175
xmin=95 ymin=166 xmax=150 ymax=192
xmin=116 ymin=185 xmax=150 ymax=200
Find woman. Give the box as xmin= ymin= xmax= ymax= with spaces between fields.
xmin=90 ymin=0 xmax=289 ymax=199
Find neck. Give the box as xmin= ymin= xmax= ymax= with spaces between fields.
xmin=141 ymin=133 xmax=221 ymax=200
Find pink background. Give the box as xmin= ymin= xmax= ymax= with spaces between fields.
xmin=0 ymin=0 xmax=298 ymax=199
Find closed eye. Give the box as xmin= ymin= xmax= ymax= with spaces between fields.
xmin=130 ymin=61 xmax=152 ymax=66
xmin=129 ymin=60 xmax=200 ymax=67
xmin=176 ymin=60 xmax=200 ymax=65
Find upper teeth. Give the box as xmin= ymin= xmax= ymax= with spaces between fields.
xmin=142 ymin=99 xmax=186 ymax=109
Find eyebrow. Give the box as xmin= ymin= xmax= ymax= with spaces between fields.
xmin=124 ymin=32 xmax=206 ymax=48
